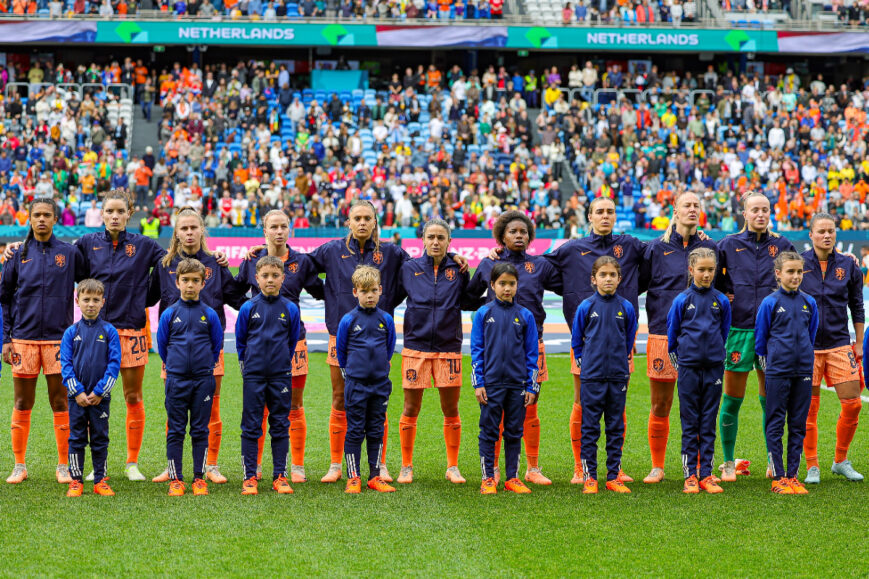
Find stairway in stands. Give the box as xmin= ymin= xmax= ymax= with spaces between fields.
xmin=131 ymin=105 xmax=162 ymax=160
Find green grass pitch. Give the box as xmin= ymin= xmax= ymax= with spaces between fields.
xmin=1 ymin=353 xmax=868 ymax=576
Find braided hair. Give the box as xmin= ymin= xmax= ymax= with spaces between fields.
xmin=20 ymin=197 xmax=59 ymax=261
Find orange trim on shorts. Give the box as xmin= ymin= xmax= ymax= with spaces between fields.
xmin=812 ymin=345 xmax=860 ymax=388
xmin=646 ymin=334 xmax=677 ymax=381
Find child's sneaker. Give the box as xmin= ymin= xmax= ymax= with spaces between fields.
xmin=788 ymin=478 xmax=809 ymax=495
xmin=205 ymin=465 xmax=227 ymax=484
xmin=606 ymin=479 xmax=632 ymax=494
xmin=643 ymin=467 xmax=665 ymax=484
xmin=582 ymin=478 xmax=598 ymax=494
xmin=345 ymin=476 xmax=362 ymax=494
xmin=700 ymin=476 xmax=723 ymax=494
xmin=168 ymin=480 xmax=185 ymax=496
xmin=524 ymin=467 xmax=552 ymax=485
xmin=152 ymin=469 xmax=170 ymax=483
xmin=367 ymin=476 xmax=396 ymax=493
xmin=571 ymin=465 xmax=585 ymax=485
xmin=93 ymin=479 xmax=115 ymax=496
xmin=192 ymin=479 xmax=209 ymax=496
xmin=242 ymin=477 xmax=258 ymax=495
xmin=480 ymin=477 xmax=497 ymax=494
xmin=379 ymin=464 xmax=393 ymax=483
xmin=272 ymin=475 xmax=293 ymax=494
xmin=617 ymin=469 xmax=634 ymax=483
xmin=321 ymin=463 xmax=342 ymax=483
xmin=445 ymin=466 xmax=466 ymax=484
xmin=397 ymin=466 xmax=413 ymax=484
xmin=6 ymin=463 xmax=27 ymax=484
xmin=683 ymin=475 xmax=700 ymax=494
xmin=66 ymin=480 xmax=83 ymax=497
xmin=504 ymin=478 xmax=532 ymax=494
xmin=771 ymin=478 xmax=794 ymax=494
xmin=56 ymin=465 xmax=72 ymax=484
xmin=290 ymin=465 xmax=307 ymax=483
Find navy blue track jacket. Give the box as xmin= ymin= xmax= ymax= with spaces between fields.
xmin=60 ymin=317 xmax=121 ymax=398
xmin=640 ymin=228 xmax=718 ymax=335
xmin=0 ymin=235 xmax=86 ymax=343
xmin=545 ymin=232 xmax=645 ymax=331
xmin=755 ymin=289 xmax=819 ymax=377
xmin=149 ymin=249 xmax=248 ymax=330
xmin=75 ymin=229 xmax=166 ymax=330
xmin=799 ymin=249 xmax=865 ymax=350
xmin=309 ymin=238 xmax=409 ymax=335
xmin=235 ymin=293 xmax=301 ymax=377
xmin=571 ymin=292 xmax=638 ymax=382
xmin=236 ymin=247 xmax=325 ymax=341
xmin=666 ymin=284 xmax=731 ymax=367
xmin=470 ymin=299 xmax=539 ymax=392
xmin=468 ymin=249 xmax=562 ymax=336
xmin=336 ymin=305 xmax=396 ymax=383
xmin=156 ymin=299 xmax=223 ymax=377
xmin=398 ymin=254 xmax=476 ymax=353
xmin=715 ymin=230 xmax=795 ymax=330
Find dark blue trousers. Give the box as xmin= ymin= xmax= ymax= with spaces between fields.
xmin=165 ymin=374 xmax=216 ymax=482
xmin=68 ymin=397 xmax=110 ymax=483
xmin=344 ymin=378 xmax=391 ymax=480
xmin=580 ymin=380 xmax=627 ymax=481
xmin=478 ymin=386 xmax=525 ymax=480
xmin=241 ymin=375 xmax=292 ymax=480
xmin=765 ymin=375 xmax=812 ymax=479
xmin=677 ymin=365 xmax=723 ymax=479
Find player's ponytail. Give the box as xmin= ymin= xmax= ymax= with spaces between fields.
xmin=162 ymin=206 xmax=211 ymax=268
xmin=344 ymin=199 xmax=380 ymax=255
xmin=21 ymin=197 xmax=58 ymax=261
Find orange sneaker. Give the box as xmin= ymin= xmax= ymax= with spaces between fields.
xmin=643 ymin=467 xmax=665 ymax=484
xmin=683 ymin=475 xmax=700 ymax=494
xmin=168 ymin=479 xmax=185 ymax=496
xmin=93 ymin=479 xmax=115 ymax=496
xmin=735 ymin=459 xmax=751 ymax=476
xmin=524 ymin=468 xmax=552 ymax=486
xmin=345 ymin=476 xmax=362 ymax=494
xmin=379 ymin=464 xmax=393 ymax=483
xmin=290 ymin=465 xmax=307 ymax=484
xmin=700 ymin=476 xmax=723 ymax=494
xmin=617 ymin=469 xmax=634 ymax=483
xmin=56 ymin=465 xmax=72 ymax=484
xmin=582 ymin=478 xmax=598 ymax=494
xmin=6 ymin=464 xmax=27 ymax=484
xmin=445 ymin=466 xmax=466 ymax=484
xmin=205 ymin=465 xmax=227 ymax=484
xmin=771 ymin=478 xmax=794 ymax=494
xmin=66 ymin=480 xmax=83 ymax=497
xmin=480 ymin=477 xmax=497 ymax=494
xmin=504 ymin=478 xmax=532 ymax=494
xmin=571 ymin=465 xmax=585 ymax=485
xmin=242 ymin=477 xmax=258 ymax=495
xmin=788 ymin=478 xmax=809 ymax=495
xmin=272 ymin=475 xmax=294 ymax=494
xmin=321 ymin=463 xmax=342 ymax=483
xmin=152 ymin=469 xmax=170 ymax=483
xmin=192 ymin=479 xmax=208 ymax=496
xmin=367 ymin=476 xmax=396 ymax=493
xmin=606 ymin=479 xmax=632 ymax=494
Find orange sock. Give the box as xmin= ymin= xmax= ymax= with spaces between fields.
xmin=835 ymin=397 xmax=862 ymax=463
xmin=257 ymin=408 xmax=269 ymax=466
xmin=399 ymin=414 xmax=418 ymax=467
xmin=524 ymin=404 xmax=541 ymax=469
xmin=289 ymin=407 xmax=306 ymax=466
xmin=805 ymin=395 xmax=820 ymax=469
xmin=10 ymin=409 xmax=31 ymax=464
xmin=125 ymin=401 xmax=145 ymax=464
xmin=329 ymin=407 xmax=347 ymax=464
xmin=648 ymin=412 xmax=669 ymax=470
xmin=206 ymin=395 xmax=222 ymax=465
xmin=570 ymin=403 xmax=582 ymax=467
xmin=494 ymin=417 xmax=504 ymax=468
xmin=381 ymin=418 xmax=388 ymax=464
xmin=444 ymin=415 xmax=461 ymax=468
xmin=53 ymin=410 xmax=69 ymax=465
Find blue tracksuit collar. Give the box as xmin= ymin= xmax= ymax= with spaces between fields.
xmin=179 ymin=298 xmax=201 ymax=306
xmin=261 ymin=293 xmax=281 ymax=303
xmin=356 ymin=304 xmax=378 ymax=314
xmin=690 ymin=283 xmax=714 ymax=293
xmin=741 ymin=228 xmax=770 ymax=243
xmin=81 ymin=316 xmax=101 ymax=326
xmin=494 ymin=297 xmax=515 ymax=307
xmin=594 ymin=291 xmax=618 ymax=301
xmin=422 ymin=252 xmax=453 ymax=268
xmin=779 ymin=287 xmax=800 ymax=297
xmin=502 ymin=248 xmax=527 ymax=261
xmin=32 ymin=234 xmax=57 ymax=249
xmin=590 ymin=231 xmax=614 ymax=245
xmin=102 ymin=228 xmax=128 ymax=244
xmin=349 ymin=237 xmax=375 ymax=254
xmin=806 ymin=248 xmax=837 ymax=267
xmin=179 ymin=247 xmax=207 ymax=260
xmin=667 ymin=227 xmax=698 ymax=247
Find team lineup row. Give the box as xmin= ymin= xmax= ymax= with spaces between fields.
xmin=0 ymin=188 xmax=863 ymax=496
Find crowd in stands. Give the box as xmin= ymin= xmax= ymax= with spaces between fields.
xmin=2 ymin=57 xmax=869 ymax=235
xmin=829 ymin=0 xmax=869 ymax=25
xmin=561 ymin=0 xmax=697 ymax=25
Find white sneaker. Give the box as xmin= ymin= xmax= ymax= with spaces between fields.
xmin=151 ymin=469 xmax=170 ymax=483
xmin=290 ymin=464 xmax=307 ymax=483
xmin=720 ymin=460 xmax=737 ymax=482
xmin=397 ymin=466 xmax=413 ymax=484
xmin=445 ymin=465 xmax=466 ymax=484
xmin=56 ymin=464 xmax=72 ymax=484
xmin=379 ymin=463 xmax=392 ymax=483
xmin=804 ymin=466 xmax=821 ymax=484
xmin=493 ymin=467 xmax=501 ymax=486
xmin=6 ymin=463 xmax=27 ymax=484
xmin=85 ymin=471 xmax=95 ymax=482
xmin=320 ymin=463 xmax=342 ymax=483
xmin=125 ymin=463 xmax=146 ymax=482
xmin=205 ymin=464 xmax=227 ymax=484
xmin=832 ymin=459 xmax=864 ymax=482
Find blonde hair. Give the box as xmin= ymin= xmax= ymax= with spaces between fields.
xmin=162 ymin=207 xmax=212 ymax=267
xmin=262 ymin=209 xmax=289 ymax=230
xmin=77 ymin=278 xmax=105 ymax=297
xmin=738 ymin=191 xmax=780 ymax=238
xmin=661 ymin=191 xmax=699 ymax=244
xmin=345 ymin=200 xmax=380 ymax=255
xmin=351 ymin=264 xmax=381 ymax=289
xmin=256 ymin=255 xmax=284 ymax=273
xmin=688 ymin=247 xmax=717 ymax=268
xmin=176 ymin=258 xmax=206 ymax=280
xmin=774 ymin=251 xmax=803 ymax=271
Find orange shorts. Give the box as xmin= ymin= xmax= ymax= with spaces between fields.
xmin=162 ymin=351 xmax=224 ymax=379
xmin=118 ymin=328 xmax=150 ymax=369
xmin=646 ymin=334 xmax=677 ymax=381
xmin=401 ymin=349 xmax=462 ymax=389
xmin=537 ymin=341 xmax=549 ymax=383
xmin=813 ymin=346 xmax=860 ymax=387
xmin=327 ymin=335 xmax=339 ymax=367
xmin=11 ymin=339 xmax=61 ymax=378
xmin=292 ymin=339 xmax=309 ymax=378
xmin=570 ymin=347 xmax=635 ymax=376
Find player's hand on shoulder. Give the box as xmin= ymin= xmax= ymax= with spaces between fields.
xmin=454 ymin=254 xmax=469 ymax=273
xmin=486 ymin=247 xmax=503 ymax=261
xmin=245 ymin=245 xmax=266 ymax=260
xmin=214 ymin=251 xmax=229 ymax=267
xmin=4 ymin=241 xmax=21 ymax=261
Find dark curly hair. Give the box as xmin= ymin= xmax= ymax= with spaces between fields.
xmin=492 ymin=210 xmax=535 ymax=246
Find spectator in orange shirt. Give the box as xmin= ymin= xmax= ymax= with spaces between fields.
xmin=426 ymin=65 xmax=442 ymax=94
xmin=134 ymin=163 xmax=153 ymax=210
xmin=81 ymin=173 xmax=96 ymax=198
